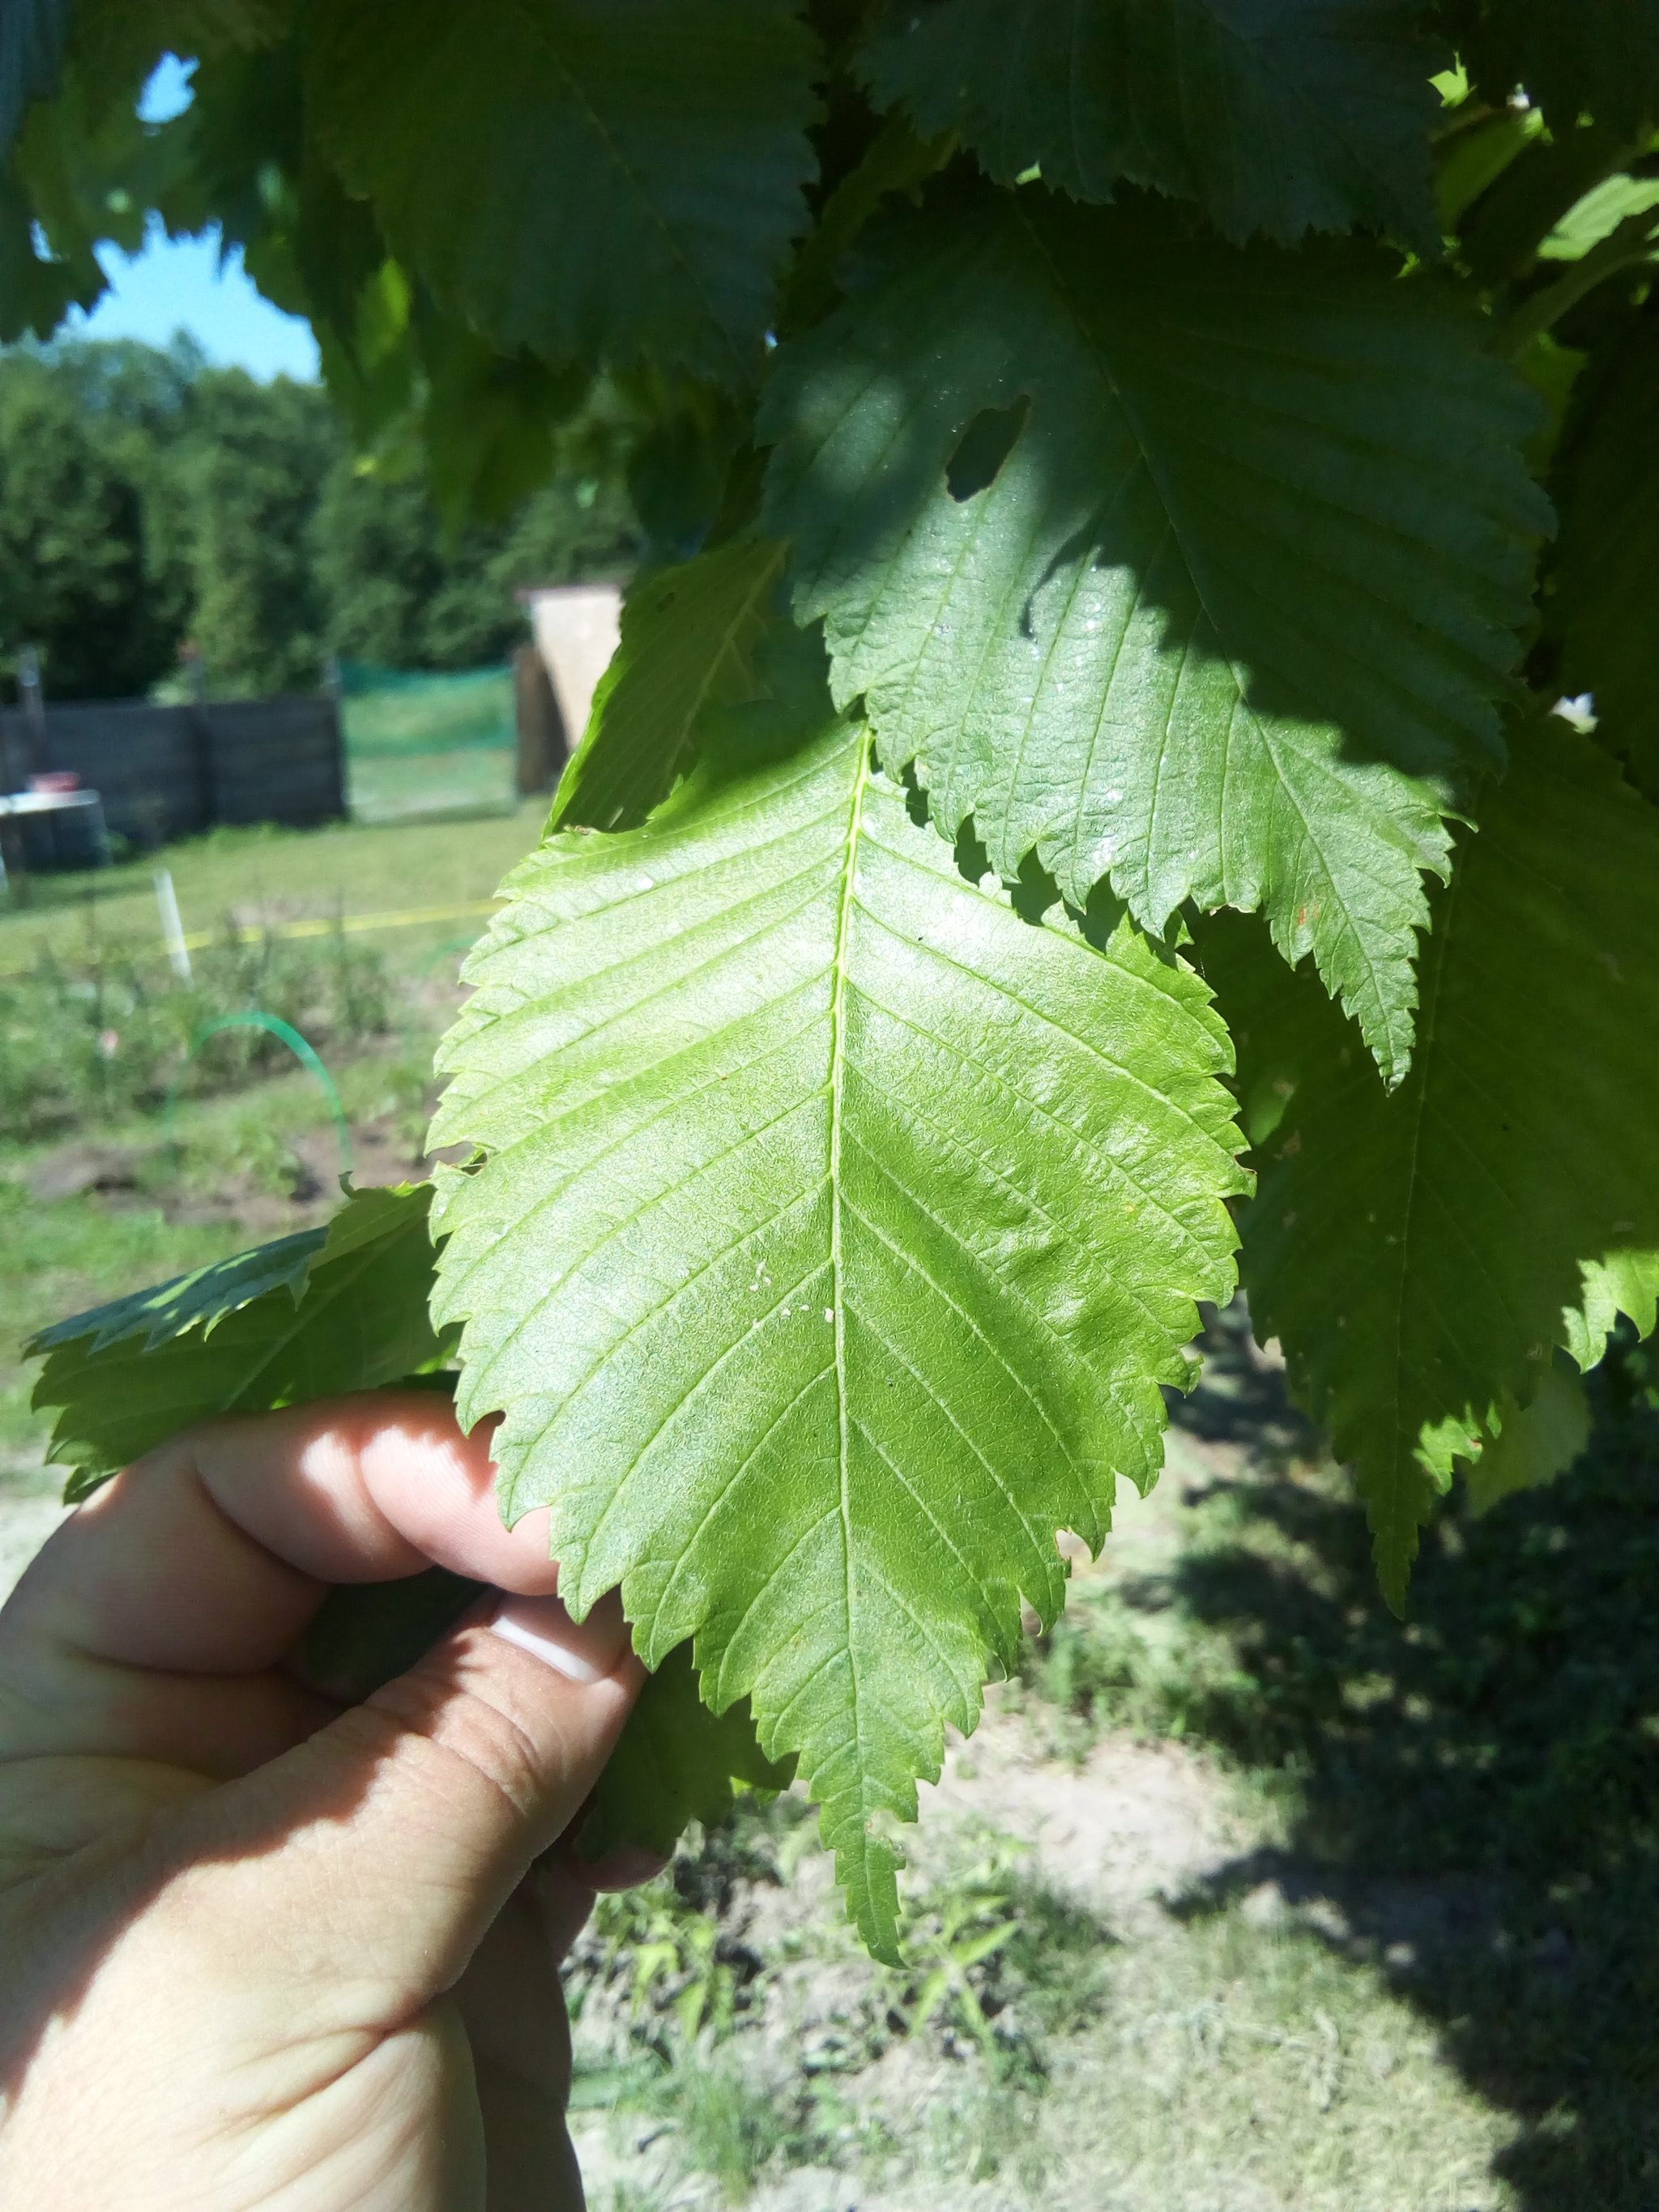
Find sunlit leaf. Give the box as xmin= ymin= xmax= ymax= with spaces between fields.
xmin=431 ymin=639 xmax=1247 ymax=1955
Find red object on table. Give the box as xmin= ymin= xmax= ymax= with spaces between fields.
xmin=28 ymin=770 xmax=80 ymax=794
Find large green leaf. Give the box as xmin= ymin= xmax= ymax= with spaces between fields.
xmin=859 ymin=0 xmax=1444 ymax=249
xmin=1547 ymin=313 xmax=1659 ymax=803
xmin=761 ymin=185 xmax=1550 ymax=1085
xmin=307 ymin=0 xmax=820 ymax=387
xmin=551 ymin=535 xmax=786 ymax=833
xmin=30 ymin=1184 xmax=450 ymax=1498
xmin=1199 ymin=721 xmax=1659 ymax=1605
xmin=430 ymin=642 xmax=1247 ymax=1958
xmin=1446 ymin=0 xmax=1659 ymax=139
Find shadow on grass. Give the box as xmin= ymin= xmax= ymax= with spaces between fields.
xmin=1158 ymin=1319 xmax=1659 ymax=2211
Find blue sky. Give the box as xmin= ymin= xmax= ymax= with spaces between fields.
xmin=61 ymin=57 xmax=322 ymax=383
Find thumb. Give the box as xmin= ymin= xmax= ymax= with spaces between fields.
xmin=151 ymin=1592 xmax=641 ymax=2031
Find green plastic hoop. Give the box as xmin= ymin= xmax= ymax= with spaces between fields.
xmin=165 ymin=1012 xmax=352 ymax=1182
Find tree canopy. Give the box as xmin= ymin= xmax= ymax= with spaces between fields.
xmin=0 ymin=338 xmax=638 ymax=701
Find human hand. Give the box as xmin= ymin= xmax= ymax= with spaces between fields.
xmin=0 ymin=1392 xmax=649 ymax=2212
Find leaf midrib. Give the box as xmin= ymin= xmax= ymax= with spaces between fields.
xmin=828 ymin=728 xmax=870 ymax=1867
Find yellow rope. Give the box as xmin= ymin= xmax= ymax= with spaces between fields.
xmin=0 ymin=899 xmax=502 ymax=979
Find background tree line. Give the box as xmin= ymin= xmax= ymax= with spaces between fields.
xmin=0 ymin=335 xmax=640 ymax=705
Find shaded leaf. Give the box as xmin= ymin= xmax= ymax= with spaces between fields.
xmin=1433 ymin=102 xmax=1543 ymax=234
xmin=303 ymin=1562 xmax=483 ymax=1703
xmin=31 ymin=1184 xmax=449 ymax=1498
xmin=1447 ymin=0 xmax=1659 ymax=139
xmin=1547 ymin=311 xmax=1659 ymax=802
xmin=783 ymin=109 xmax=957 ymax=327
xmin=414 ymin=305 xmax=590 ymax=532
xmin=28 ymin=1226 xmax=322 ymax=1360
xmin=0 ymin=0 xmax=67 ymax=160
xmin=304 ymin=1566 xmax=789 ymax=1864
xmin=0 ymin=55 xmax=189 ymax=339
xmin=308 ymin=0 xmax=821 ymax=386
xmin=762 ymin=184 xmax=1550 ymax=1083
xmin=1454 ymin=117 xmax=1629 ymax=288
xmin=0 ymin=164 xmax=103 ymax=340
xmin=859 ymin=0 xmax=1445 ymax=247
xmin=1199 ymin=722 xmax=1659 ymax=1605
xmin=66 ymin=0 xmax=289 ymax=119
xmin=430 ymin=645 xmax=1247 ymax=1958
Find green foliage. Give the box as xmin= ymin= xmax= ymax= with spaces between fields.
xmin=1461 ymin=1357 xmax=1592 ymax=1518
xmin=0 ymin=19 xmax=191 ymax=346
xmin=552 ymin=535 xmax=785 ymax=831
xmin=66 ymin=0 xmax=288 ymax=121
xmin=16 ymin=0 xmax=1659 ymax=1958
xmin=315 ymin=428 xmax=638 ymax=677
xmin=0 ymin=927 xmax=390 ymax=1144
xmin=429 ymin=635 xmax=1246 ymax=1954
xmin=1446 ymin=0 xmax=1659 ymax=141
xmin=308 ymin=0 xmax=821 ymax=386
xmin=0 ymin=353 xmax=186 ymax=698
xmin=0 ymin=339 xmax=638 ymax=700
xmin=0 ymin=0 xmax=67 ymax=159
xmin=1199 ymin=720 xmax=1659 ymax=1604
xmin=858 ymin=0 xmax=1446 ymax=248
xmin=28 ymin=1183 xmax=450 ymax=1497
xmin=1545 ymin=311 xmax=1659 ymax=802
xmin=574 ymin=1640 xmax=795 ymax=1863
xmin=173 ymin=369 xmax=343 ymax=696
xmin=761 ymin=181 xmax=1549 ymax=1085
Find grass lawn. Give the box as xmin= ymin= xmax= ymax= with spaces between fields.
xmin=2 ymin=804 xmax=545 ymax=1473
xmin=0 ymin=799 xmax=548 ymax=984
xmin=1 ymin=807 xmax=539 ymax=1483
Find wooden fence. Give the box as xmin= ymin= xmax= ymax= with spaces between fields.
xmin=0 ymin=694 xmax=344 ymax=852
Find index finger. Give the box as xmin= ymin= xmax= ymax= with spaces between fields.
xmin=2 ymin=1393 xmax=560 ymax=1681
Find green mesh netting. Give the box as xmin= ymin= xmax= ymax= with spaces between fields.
xmin=339 ymin=660 xmax=517 ymax=824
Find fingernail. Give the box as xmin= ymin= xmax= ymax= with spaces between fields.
xmin=488 ymin=1589 xmax=629 ymax=1685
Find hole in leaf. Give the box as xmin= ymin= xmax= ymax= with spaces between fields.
xmin=945 ymin=398 xmax=1030 ymax=502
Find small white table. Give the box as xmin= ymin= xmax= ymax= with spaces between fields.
xmin=0 ymin=787 xmax=112 ymax=890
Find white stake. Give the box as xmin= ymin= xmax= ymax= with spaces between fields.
xmin=153 ymin=867 xmax=192 ymax=982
